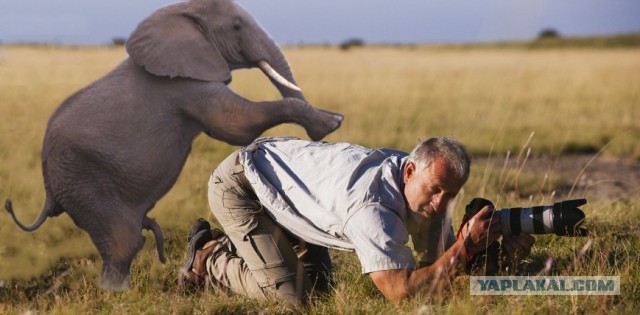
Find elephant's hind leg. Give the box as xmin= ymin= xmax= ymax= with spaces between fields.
xmin=98 ymin=218 xmax=145 ymax=291
xmin=78 ymin=205 xmax=146 ymax=291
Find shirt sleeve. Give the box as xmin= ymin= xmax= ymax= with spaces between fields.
xmin=343 ymin=205 xmax=416 ymax=274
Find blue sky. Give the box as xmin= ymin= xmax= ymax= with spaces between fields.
xmin=1 ymin=0 xmax=639 ymax=45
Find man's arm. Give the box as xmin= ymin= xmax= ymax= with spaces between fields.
xmin=369 ymin=240 xmax=469 ymax=302
xmin=369 ymin=205 xmax=501 ymax=302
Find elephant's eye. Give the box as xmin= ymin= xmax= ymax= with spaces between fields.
xmin=233 ymin=18 xmax=242 ymax=31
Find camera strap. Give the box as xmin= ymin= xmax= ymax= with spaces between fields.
xmin=456 ymin=216 xmax=473 ymax=262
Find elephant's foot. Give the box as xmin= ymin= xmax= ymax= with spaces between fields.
xmin=303 ymin=108 xmax=343 ymax=141
xmin=99 ymin=262 xmax=132 ymax=291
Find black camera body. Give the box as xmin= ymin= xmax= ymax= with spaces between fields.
xmin=465 ymin=198 xmax=588 ymax=237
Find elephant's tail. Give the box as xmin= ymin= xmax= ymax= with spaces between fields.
xmin=4 ymin=197 xmax=57 ymax=232
xmin=143 ymin=216 xmax=166 ymax=263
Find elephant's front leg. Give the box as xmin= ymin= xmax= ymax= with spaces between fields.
xmin=286 ymin=99 xmax=344 ymax=141
xmin=186 ymin=87 xmax=343 ymax=145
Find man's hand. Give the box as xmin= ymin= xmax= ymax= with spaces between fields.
xmin=370 ymin=206 xmax=503 ymax=302
xmin=501 ymin=234 xmax=535 ymax=265
xmin=459 ymin=205 xmax=501 ymax=255
xmin=369 ymin=206 xmax=505 ymax=302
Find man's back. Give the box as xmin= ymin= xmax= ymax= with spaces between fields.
xmin=240 ymin=137 xmax=409 ymax=249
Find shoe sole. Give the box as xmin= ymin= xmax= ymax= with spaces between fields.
xmin=181 ymin=229 xmax=213 ymax=275
xmin=187 ymin=218 xmax=211 ymax=242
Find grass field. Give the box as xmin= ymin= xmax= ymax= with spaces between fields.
xmin=0 ymin=44 xmax=639 ymax=313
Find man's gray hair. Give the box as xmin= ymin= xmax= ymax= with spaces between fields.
xmin=407 ymin=137 xmax=471 ymax=183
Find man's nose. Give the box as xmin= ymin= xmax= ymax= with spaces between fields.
xmin=431 ymin=193 xmax=446 ymax=212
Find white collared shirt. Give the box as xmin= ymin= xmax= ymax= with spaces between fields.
xmin=240 ymin=137 xmax=454 ymax=273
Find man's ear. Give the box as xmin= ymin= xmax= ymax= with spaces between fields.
xmin=404 ymin=161 xmax=415 ymax=183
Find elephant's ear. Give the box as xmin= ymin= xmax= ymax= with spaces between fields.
xmin=126 ymin=5 xmax=230 ymax=82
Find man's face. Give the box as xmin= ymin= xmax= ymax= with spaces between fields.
xmin=403 ymin=157 xmax=464 ymax=219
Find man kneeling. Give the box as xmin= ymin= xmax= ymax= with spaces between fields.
xmin=178 ymin=137 xmax=534 ymax=304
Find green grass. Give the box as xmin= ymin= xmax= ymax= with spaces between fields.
xmin=0 ymin=44 xmax=639 ymax=313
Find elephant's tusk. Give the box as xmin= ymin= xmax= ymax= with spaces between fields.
xmin=258 ymin=60 xmax=302 ymax=92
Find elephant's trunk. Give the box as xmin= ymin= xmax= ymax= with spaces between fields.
xmin=258 ymin=60 xmax=301 ymax=92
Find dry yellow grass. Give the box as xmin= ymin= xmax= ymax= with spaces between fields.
xmin=231 ymin=47 xmax=640 ymax=156
xmin=0 ymin=45 xmax=638 ymax=312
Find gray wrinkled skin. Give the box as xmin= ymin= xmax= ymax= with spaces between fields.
xmin=4 ymin=0 xmax=342 ymax=291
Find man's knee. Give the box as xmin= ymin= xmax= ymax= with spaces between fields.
xmin=205 ymin=231 xmax=311 ymax=305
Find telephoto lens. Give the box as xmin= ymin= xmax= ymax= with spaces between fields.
xmin=465 ymin=198 xmax=588 ymax=237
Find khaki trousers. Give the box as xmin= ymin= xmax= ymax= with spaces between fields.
xmin=206 ymin=150 xmax=332 ymax=305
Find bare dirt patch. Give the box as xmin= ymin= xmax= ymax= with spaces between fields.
xmin=476 ymin=154 xmax=640 ymax=202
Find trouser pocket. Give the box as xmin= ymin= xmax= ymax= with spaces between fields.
xmin=241 ymin=225 xmax=298 ymax=287
xmin=247 ymin=234 xmax=285 ymax=268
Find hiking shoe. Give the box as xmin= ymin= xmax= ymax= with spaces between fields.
xmin=179 ymin=221 xmax=230 ymax=292
xmin=179 ymin=228 xmax=214 ymax=291
xmin=178 ymin=218 xmax=214 ymax=290
xmin=187 ymin=218 xmax=211 ymax=243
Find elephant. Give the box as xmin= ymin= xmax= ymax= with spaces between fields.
xmin=4 ymin=0 xmax=343 ymax=291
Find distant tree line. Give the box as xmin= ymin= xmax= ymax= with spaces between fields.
xmin=112 ymin=37 xmax=127 ymax=46
xmin=538 ymin=28 xmax=561 ymax=40
xmin=339 ymin=38 xmax=365 ymax=50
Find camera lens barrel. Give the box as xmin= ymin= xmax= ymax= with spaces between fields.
xmin=464 ymin=198 xmax=587 ymax=237
xmin=500 ymin=199 xmax=587 ymax=236
xmin=499 ymin=205 xmax=555 ymax=235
